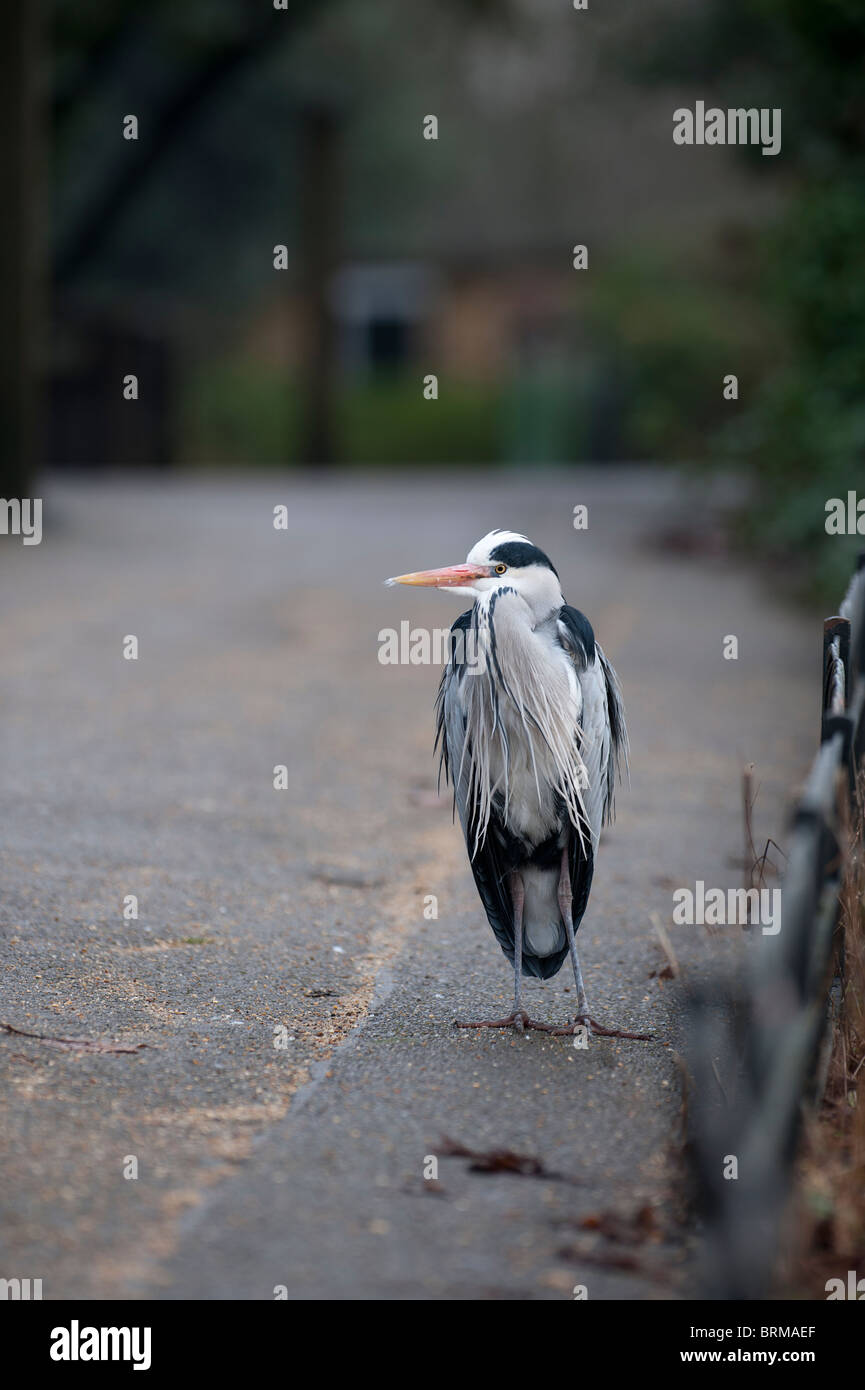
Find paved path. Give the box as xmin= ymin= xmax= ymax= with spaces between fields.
xmin=0 ymin=469 xmax=818 ymax=1298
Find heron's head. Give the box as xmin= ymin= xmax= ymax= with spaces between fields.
xmin=387 ymin=529 xmax=563 ymax=618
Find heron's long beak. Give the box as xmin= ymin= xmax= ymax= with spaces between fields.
xmin=386 ymin=563 xmax=491 ymax=588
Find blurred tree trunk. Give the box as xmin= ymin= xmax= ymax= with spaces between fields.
xmin=0 ymin=0 xmax=41 ymax=496
xmin=297 ymin=105 xmax=342 ymax=467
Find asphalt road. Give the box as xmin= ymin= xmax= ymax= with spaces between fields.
xmin=0 ymin=468 xmax=818 ymax=1299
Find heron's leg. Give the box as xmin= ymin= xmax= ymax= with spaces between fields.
xmin=511 ymin=870 xmax=525 ymax=1027
xmin=552 ymin=847 xmax=653 ymax=1041
xmin=557 ymin=848 xmax=589 ymax=1018
xmin=454 ymin=872 xmax=560 ymax=1034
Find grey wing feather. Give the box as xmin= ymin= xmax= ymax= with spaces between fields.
xmin=597 ymin=642 xmax=629 ymax=823
xmin=434 ymin=612 xmax=474 ymax=834
xmin=557 ymin=606 xmax=628 ymax=850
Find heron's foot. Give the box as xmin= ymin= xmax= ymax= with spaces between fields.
xmin=453 ymin=1008 xmax=559 ymax=1034
xmin=551 ymin=1013 xmax=654 ymax=1041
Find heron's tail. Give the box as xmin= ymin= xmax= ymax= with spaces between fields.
xmin=520 ymin=866 xmax=566 ymax=969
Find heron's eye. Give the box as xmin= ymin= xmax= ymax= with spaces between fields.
xmin=494 ymin=563 xmax=507 ymax=575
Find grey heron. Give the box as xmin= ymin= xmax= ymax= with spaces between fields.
xmin=388 ymin=529 xmax=651 ymax=1040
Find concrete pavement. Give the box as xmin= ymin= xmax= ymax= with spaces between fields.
xmin=0 ymin=468 xmax=819 ymax=1298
